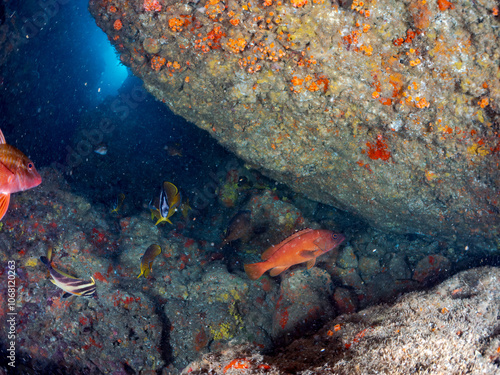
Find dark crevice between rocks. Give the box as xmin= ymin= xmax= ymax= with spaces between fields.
xmin=151 ymin=294 xmax=174 ymax=372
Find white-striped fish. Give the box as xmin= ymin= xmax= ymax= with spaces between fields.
xmin=40 ymin=256 xmax=96 ymax=298
xmin=150 ymin=181 xmax=181 ymax=225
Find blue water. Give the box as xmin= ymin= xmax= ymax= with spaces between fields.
xmin=0 ymin=0 xmax=232 ymax=204
xmin=1 ymin=1 xmax=498 ymax=374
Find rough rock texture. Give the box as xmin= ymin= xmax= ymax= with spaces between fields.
xmin=182 ymin=266 xmax=500 ymax=374
xmin=88 ymin=0 xmax=500 ymax=243
xmin=0 ymin=168 xmax=496 ymax=374
xmin=0 ymin=169 xmax=282 ymax=374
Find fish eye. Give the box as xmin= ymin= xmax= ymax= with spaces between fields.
xmin=332 ymin=234 xmax=338 ymax=239
xmin=27 ymin=162 xmax=34 ymax=170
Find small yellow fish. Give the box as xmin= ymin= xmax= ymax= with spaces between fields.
xmin=111 ymin=193 xmax=125 ymax=213
xmin=137 ymin=244 xmax=162 ymax=278
xmin=180 ymin=198 xmax=192 ymax=219
xmin=150 ymin=181 xmax=181 ymax=225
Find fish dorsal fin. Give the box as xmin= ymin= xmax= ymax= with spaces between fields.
xmin=164 ymin=182 xmax=179 ymax=205
xmin=164 ymin=181 xmax=177 ymax=198
xmin=173 ymin=191 xmax=181 ymax=209
xmin=261 ymin=228 xmax=313 ymax=260
xmin=52 ymin=266 xmax=80 ymax=279
xmin=0 ymin=129 xmax=5 ymax=144
xmin=163 ymin=182 xmax=180 ymax=222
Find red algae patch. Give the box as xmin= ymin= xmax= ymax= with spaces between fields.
xmin=364 ymin=135 xmax=391 ymax=161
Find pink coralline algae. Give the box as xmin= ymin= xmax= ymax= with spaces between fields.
xmin=144 ymin=0 xmax=161 ymax=12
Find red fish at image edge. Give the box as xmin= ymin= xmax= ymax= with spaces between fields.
xmin=0 ymin=129 xmax=42 ymax=220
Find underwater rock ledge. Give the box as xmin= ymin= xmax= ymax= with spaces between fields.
xmin=182 ymin=265 xmax=500 ymax=374
xmin=88 ymin=0 xmax=499 ymax=242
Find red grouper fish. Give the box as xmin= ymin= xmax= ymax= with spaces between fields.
xmin=0 ymin=129 xmax=42 ymax=220
xmin=244 ymin=228 xmax=345 ymax=280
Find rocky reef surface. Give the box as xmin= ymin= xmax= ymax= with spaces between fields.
xmin=88 ymin=0 xmax=500 ymax=244
xmin=0 ymin=168 xmax=495 ymax=374
xmin=184 ymin=265 xmax=500 ymax=375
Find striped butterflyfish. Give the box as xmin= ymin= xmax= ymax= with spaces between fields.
xmin=40 ymin=256 xmax=96 ymax=298
xmin=150 ymin=181 xmax=181 ymax=225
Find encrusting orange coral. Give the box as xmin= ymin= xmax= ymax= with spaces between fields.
xmin=291 ymin=76 xmax=303 ymax=86
xmin=223 ymin=358 xmax=250 ymax=373
xmin=168 ymin=18 xmax=184 ymax=32
xmin=113 ymin=19 xmax=122 ymax=31
xmin=290 ymin=0 xmax=307 ymax=7
xmin=151 ymin=56 xmax=166 ymax=71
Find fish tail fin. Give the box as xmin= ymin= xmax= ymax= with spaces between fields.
xmin=137 ymin=270 xmax=144 ymax=279
xmin=244 ymin=262 xmax=268 ymax=281
xmin=0 ymin=193 xmax=10 ymax=221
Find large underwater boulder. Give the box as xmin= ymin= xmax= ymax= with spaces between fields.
xmin=89 ymin=0 xmax=500 ymax=242
xmin=182 ymin=265 xmax=500 ymax=374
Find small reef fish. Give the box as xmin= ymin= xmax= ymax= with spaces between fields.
xmin=164 ymin=143 xmax=183 ymax=157
xmin=110 ymin=193 xmax=125 ymax=213
xmin=220 ymin=210 xmax=252 ymax=248
xmin=137 ymin=244 xmax=162 ymax=278
xmin=39 ymin=256 xmax=96 ymax=298
xmin=244 ymin=228 xmax=345 ymax=280
xmin=179 ymin=198 xmax=192 ymax=219
xmin=0 ymin=128 xmax=42 ymax=221
xmin=94 ymin=144 xmax=108 ymax=155
xmin=150 ymin=181 xmax=181 ymax=225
